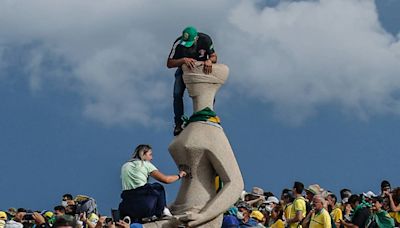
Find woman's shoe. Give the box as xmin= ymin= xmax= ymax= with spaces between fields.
xmin=162 ymin=207 xmax=173 ymax=217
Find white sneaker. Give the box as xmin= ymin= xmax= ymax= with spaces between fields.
xmin=162 ymin=207 xmax=173 ymax=217
xmin=123 ymin=216 xmax=131 ymax=225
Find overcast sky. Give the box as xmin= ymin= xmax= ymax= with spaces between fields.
xmin=1 ymin=0 xmax=400 ymax=214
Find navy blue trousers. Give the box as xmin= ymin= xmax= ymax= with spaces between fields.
xmin=119 ymin=183 xmax=167 ymax=221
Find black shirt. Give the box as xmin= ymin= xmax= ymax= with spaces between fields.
xmin=168 ymin=32 xmax=215 ymax=62
xmin=352 ymin=207 xmax=370 ymax=228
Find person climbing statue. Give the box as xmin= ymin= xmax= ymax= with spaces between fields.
xmin=167 ymin=26 xmax=217 ymax=136
xmin=118 ymin=144 xmax=187 ymax=222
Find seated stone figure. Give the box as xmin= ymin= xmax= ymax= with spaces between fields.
xmin=143 ymin=62 xmax=244 ymax=227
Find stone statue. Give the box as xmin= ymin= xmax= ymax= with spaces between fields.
xmin=144 ymin=63 xmax=243 ymax=227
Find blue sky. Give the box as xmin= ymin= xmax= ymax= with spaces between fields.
xmin=1 ymin=0 xmax=400 ymax=214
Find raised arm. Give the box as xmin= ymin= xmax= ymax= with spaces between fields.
xmin=150 ymin=170 xmax=187 ymax=184
xmin=386 ymin=192 xmax=400 ymax=212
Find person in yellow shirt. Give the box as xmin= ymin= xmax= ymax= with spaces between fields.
xmin=281 ymin=189 xmax=294 ymax=221
xmin=384 ymin=187 xmax=400 ymax=226
xmin=270 ymin=206 xmax=285 ymax=228
xmin=327 ymin=194 xmax=342 ymax=228
xmin=302 ymin=195 xmax=331 ymax=228
xmin=0 ymin=211 xmax=7 ymax=228
xmin=287 ymin=182 xmax=307 ymax=228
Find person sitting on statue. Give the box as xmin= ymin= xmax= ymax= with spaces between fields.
xmin=118 ymin=144 xmax=187 ymax=222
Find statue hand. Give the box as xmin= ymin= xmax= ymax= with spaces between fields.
xmin=180 ymin=212 xmax=207 ymax=227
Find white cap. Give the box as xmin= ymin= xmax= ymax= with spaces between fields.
xmin=363 ymin=191 xmax=377 ymax=198
xmin=265 ymin=196 xmax=279 ymax=204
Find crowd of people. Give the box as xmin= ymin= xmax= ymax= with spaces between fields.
xmin=221 ymin=180 xmax=400 ymax=228
xmin=1 ymin=180 xmax=399 ymax=228
xmin=0 ymin=193 xmax=141 ymax=228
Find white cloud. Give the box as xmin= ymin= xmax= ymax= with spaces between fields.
xmin=0 ymin=0 xmax=399 ymax=126
xmin=222 ymin=0 xmax=400 ymax=124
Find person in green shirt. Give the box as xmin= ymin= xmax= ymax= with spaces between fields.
xmin=367 ymin=196 xmax=394 ymax=228
xmin=119 ymin=144 xmax=187 ymax=222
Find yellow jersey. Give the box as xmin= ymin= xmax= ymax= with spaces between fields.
xmin=310 ymin=209 xmax=331 ymax=228
xmin=289 ymin=197 xmax=307 ymax=228
xmin=330 ymin=207 xmax=342 ymax=223
xmin=271 ymin=219 xmax=285 ymax=228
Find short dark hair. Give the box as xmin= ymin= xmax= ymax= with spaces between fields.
xmin=282 ymin=188 xmax=291 ymax=194
xmin=54 ymin=206 xmax=66 ymax=213
xmin=272 ymin=205 xmax=284 ymax=220
xmin=348 ymin=194 xmax=360 ymax=205
xmin=328 ymin=194 xmax=337 ymax=204
xmin=340 ymin=188 xmax=352 ymax=200
xmin=53 ymin=217 xmax=77 ymax=228
xmin=381 ymin=180 xmax=391 ymax=190
xmin=373 ymin=196 xmax=384 ymax=204
xmin=62 ymin=194 xmax=73 ymax=200
xmin=281 ymin=189 xmax=294 ymax=202
xmin=17 ymin=208 xmax=26 ymax=213
xmin=293 ymin=182 xmax=304 ymax=194
xmin=264 ymin=192 xmax=274 ymax=198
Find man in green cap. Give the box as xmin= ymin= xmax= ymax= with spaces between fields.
xmin=167 ymin=26 xmax=217 ymax=136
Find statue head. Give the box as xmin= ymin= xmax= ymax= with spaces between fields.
xmin=182 ymin=63 xmax=229 ymax=98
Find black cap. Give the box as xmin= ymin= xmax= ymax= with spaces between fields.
xmin=381 ymin=180 xmax=391 ymax=189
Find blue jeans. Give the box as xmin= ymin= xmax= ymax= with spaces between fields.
xmin=173 ymin=68 xmax=185 ymax=125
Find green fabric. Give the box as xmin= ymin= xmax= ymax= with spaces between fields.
xmin=371 ymin=210 xmax=395 ymax=228
xmin=182 ymin=107 xmax=218 ymax=127
xmin=361 ymin=197 xmax=372 ymax=208
xmin=48 ymin=217 xmax=56 ymax=225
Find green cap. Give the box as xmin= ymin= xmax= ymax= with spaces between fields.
xmin=180 ymin=26 xmax=198 ymax=47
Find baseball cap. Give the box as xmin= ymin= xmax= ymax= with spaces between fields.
xmin=0 ymin=211 xmax=7 ymax=220
xmin=250 ymin=210 xmax=264 ymax=221
xmin=180 ymin=26 xmax=198 ymax=47
xmin=362 ymin=191 xmax=377 ymax=199
xmin=265 ymin=196 xmax=280 ymax=204
xmin=236 ymin=201 xmax=252 ymax=212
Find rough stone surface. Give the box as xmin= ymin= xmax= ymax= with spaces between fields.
xmin=144 ymin=63 xmax=244 ymax=227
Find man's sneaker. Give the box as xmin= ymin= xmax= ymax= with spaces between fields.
xmin=173 ymin=125 xmax=183 ymax=136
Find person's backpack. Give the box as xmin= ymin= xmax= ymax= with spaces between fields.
xmin=75 ymin=195 xmax=98 ymax=215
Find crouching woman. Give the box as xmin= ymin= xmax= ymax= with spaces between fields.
xmin=119 ymin=144 xmax=186 ymax=222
